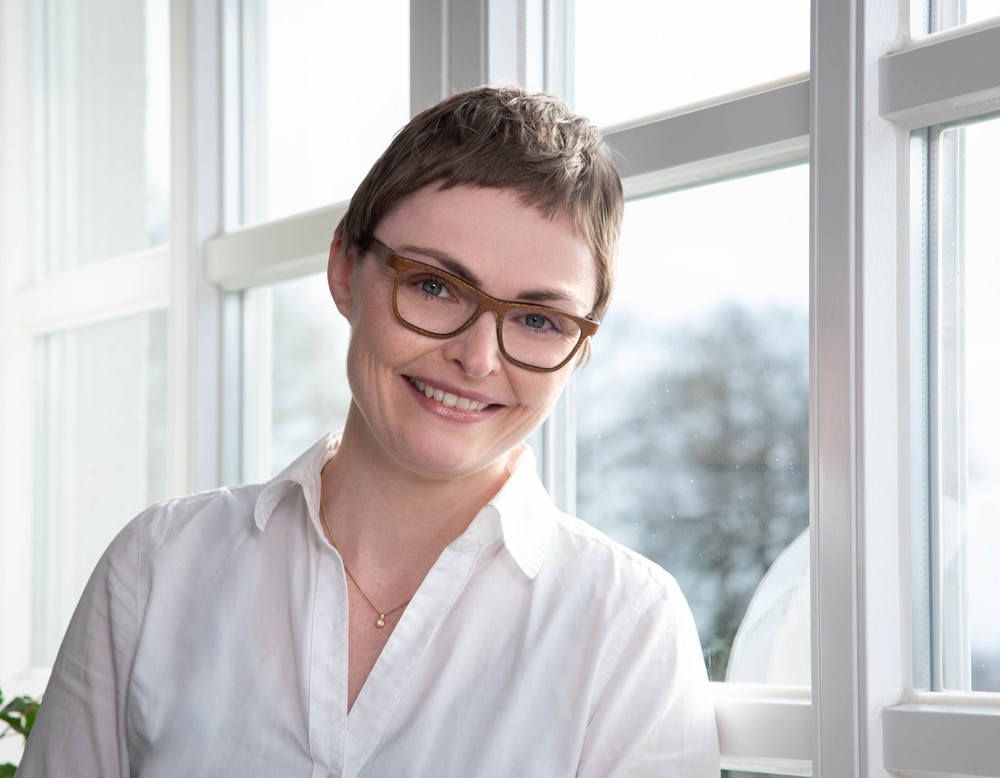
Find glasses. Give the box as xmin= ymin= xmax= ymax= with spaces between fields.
xmin=368 ymin=239 xmax=599 ymax=372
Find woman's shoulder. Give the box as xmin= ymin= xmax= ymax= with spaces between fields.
xmin=143 ymin=481 xmax=264 ymax=530
xmin=104 ymin=482 xmax=268 ymax=564
xmin=547 ymin=511 xmax=683 ymax=601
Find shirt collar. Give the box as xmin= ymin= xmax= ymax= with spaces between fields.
xmin=254 ymin=432 xmax=340 ymax=532
xmin=479 ymin=445 xmax=555 ymax=580
xmin=253 ymin=433 xmax=554 ymax=579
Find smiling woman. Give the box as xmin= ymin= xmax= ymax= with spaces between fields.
xmin=17 ymin=86 xmax=719 ymax=778
xmin=327 ymin=185 xmax=596 ymax=484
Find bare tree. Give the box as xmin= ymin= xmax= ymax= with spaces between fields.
xmin=577 ymin=303 xmax=809 ymax=680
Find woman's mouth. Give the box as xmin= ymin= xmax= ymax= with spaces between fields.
xmin=409 ymin=379 xmax=492 ymax=412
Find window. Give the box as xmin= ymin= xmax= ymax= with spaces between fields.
xmin=36 ymin=0 xmax=170 ymax=272
xmin=4 ymin=0 xmax=1000 ymax=775
xmin=31 ymin=313 xmax=168 ymax=665
xmin=233 ymin=0 xmax=409 ymax=225
xmin=572 ymin=0 xmax=809 ymax=126
xmin=239 ymin=274 xmax=351 ymax=482
xmin=921 ymin=116 xmax=1000 ymax=693
xmin=5 ymin=0 xmax=172 ymax=670
xmin=577 ymin=168 xmax=810 ymax=684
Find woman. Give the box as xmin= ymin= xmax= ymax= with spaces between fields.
xmin=20 ymin=86 xmax=719 ymax=776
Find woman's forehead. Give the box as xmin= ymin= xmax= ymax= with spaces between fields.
xmin=375 ymin=185 xmax=598 ymax=308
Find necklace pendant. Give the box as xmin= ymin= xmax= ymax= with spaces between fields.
xmin=375 ymin=613 xmax=386 ymax=628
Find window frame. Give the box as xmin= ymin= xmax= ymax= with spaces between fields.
xmin=0 ymin=0 xmax=35 ymax=692
xmin=4 ymin=0 xmax=1000 ymax=774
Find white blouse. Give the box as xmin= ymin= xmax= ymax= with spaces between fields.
xmin=19 ymin=434 xmax=719 ymax=777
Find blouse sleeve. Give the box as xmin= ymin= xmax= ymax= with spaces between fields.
xmin=576 ymin=577 xmax=721 ymax=777
xmin=16 ymin=515 xmax=145 ymax=778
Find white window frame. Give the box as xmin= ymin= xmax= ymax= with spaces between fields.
xmin=4 ymin=0 xmax=1000 ymax=774
xmin=0 ymin=0 xmax=35 ymax=693
xmin=870 ymin=15 xmax=1000 ymax=777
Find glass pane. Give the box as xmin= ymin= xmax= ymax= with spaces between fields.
xmin=32 ymin=311 xmax=168 ymax=665
xmin=241 ymin=273 xmax=352 ymax=482
xmin=911 ymin=0 xmax=1000 ymax=36
xmin=576 ymin=166 xmax=810 ymax=683
xmin=239 ymin=0 xmax=410 ymax=224
xmin=934 ymin=118 xmax=1000 ymax=692
xmin=38 ymin=0 xmax=170 ymax=272
xmin=572 ymin=0 xmax=809 ymax=128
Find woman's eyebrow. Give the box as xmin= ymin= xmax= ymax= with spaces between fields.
xmin=398 ymin=243 xmax=485 ymax=287
xmin=397 ymin=243 xmax=589 ymax=310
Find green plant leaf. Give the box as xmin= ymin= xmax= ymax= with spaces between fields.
xmin=0 ymin=694 xmax=40 ymax=738
xmin=0 ymin=763 xmax=16 ymax=778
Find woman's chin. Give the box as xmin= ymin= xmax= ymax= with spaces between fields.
xmin=392 ymin=434 xmax=507 ymax=483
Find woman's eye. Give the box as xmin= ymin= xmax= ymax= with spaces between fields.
xmin=419 ymin=278 xmax=448 ymax=297
xmin=518 ymin=312 xmax=567 ymax=334
xmin=523 ymin=313 xmax=551 ymax=330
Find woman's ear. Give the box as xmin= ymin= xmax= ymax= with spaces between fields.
xmin=327 ymin=234 xmax=355 ymax=319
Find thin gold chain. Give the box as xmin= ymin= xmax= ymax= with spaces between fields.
xmin=318 ymin=493 xmax=412 ymax=628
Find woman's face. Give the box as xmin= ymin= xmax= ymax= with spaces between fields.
xmin=328 ymin=184 xmax=598 ymax=483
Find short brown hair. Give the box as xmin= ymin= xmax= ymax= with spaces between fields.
xmin=336 ymin=85 xmax=623 ymax=319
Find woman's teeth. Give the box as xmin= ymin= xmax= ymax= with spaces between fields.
xmin=411 ymin=379 xmax=490 ymax=412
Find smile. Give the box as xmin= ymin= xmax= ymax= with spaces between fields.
xmin=410 ymin=379 xmax=492 ymax=412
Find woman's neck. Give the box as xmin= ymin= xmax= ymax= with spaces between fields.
xmin=320 ymin=412 xmax=516 ymax=571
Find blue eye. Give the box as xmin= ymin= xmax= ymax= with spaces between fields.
xmin=420 ymin=278 xmax=447 ymax=297
xmin=512 ymin=311 xmax=567 ymax=335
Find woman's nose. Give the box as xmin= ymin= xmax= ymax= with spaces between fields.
xmin=442 ymin=311 xmax=504 ymax=377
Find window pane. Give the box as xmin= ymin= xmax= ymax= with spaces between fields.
xmin=238 ymin=0 xmax=410 ymax=224
xmin=32 ymin=311 xmax=168 ymax=665
xmin=38 ymin=0 xmax=170 ymax=272
xmin=576 ymin=167 xmax=810 ymax=683
xmin=962 ymin=1 xmax=1000 ymax=26
xmin=911 ymin=0 xmax=1000 ymax=36
xmin=572 ymin=0 xmax=809 ymax=128
xmin=933 ymin=118 xmax=1000 ymax=692
xmin=241 ymin=273 xmax=352 ymax=482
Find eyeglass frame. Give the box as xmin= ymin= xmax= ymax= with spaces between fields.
xmin=366 ymin=238 xmax=600 ymax=372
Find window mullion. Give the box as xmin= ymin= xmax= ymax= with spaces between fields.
xmin=714 ymin=685 xmax=812 ymax=774
xmin=206 ymin=203 xmax=345 ymax=292
xmin=879 ymin=21 xmax=1000 ymax=129
xmin=603 ymin=79 xmax=809 ymax=198
xmin=812 ymin=0 xmax=908 ymax=774
xmin=15 ymin=249 xmax=170 ymax=334
xmin=409 ymin=0 xmax=447 ymax=114
xmin=812 ymin=0 xmax=864 ymax=768
xmin=883 ymin=703 xmax=1000 ymax=776
xmin=0 ymin=0 xmax=36 ymax=685
xmin=167 ymin=0 xmax=224 ymax=495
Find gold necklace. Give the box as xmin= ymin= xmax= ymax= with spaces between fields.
xmin=319 ymin=495 xmax=412 ymax=629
